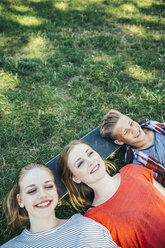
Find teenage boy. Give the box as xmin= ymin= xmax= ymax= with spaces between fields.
xmin=100 ymin=110 xmax=165 ymax=186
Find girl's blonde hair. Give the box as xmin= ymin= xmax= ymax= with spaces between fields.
xmin=100 ymin=109 xmax=123 ymax=140
xmin=3 ymin=163 xmax=56 ymax=231
xmin=57 ymin=140 xmax=116 ymax=210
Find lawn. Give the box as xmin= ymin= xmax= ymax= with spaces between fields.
xmin=0 ymin=0 xmax=164 ymax=244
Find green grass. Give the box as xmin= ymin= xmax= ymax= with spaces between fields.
xmin=0 ymin=0 xmax=164 ymax=244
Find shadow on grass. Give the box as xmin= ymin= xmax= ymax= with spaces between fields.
xmin=0 ymin=0 xmax=164 ymax=97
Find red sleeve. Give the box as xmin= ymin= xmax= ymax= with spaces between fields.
xmin=120 ymin=164 xmax=153 ymax=184
xmin=140 ymin=164 xmax=153 ymax=184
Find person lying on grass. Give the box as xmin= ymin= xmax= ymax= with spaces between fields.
xmin=1 ymin=163 xmax=118 ymax=248
xmin=58 ymin=140 xmax=165 ymax=248
xmin=100 ymin=109 xmax=165 ymax=186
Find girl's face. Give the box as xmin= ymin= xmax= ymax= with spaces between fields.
xmin=17 ymin=168 xmax=58 ymax=221
xmin=67 ymin=143 xmax=106 ymax=186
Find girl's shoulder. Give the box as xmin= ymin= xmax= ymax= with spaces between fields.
xmin=120 ymin=164 xmax=153 ymax=183
xmin=0 ymin=230 xmax=25 ymax=248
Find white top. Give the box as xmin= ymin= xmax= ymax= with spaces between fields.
xmin=1 ymin=214 xmax=118 ymax=248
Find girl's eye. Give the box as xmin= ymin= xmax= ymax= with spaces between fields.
xmin=45 ymin=185 xmax=54 ymax=189
xmin=88 ymin=151 xmax=94 ymax=156
xmin=27 ymin=189 xmax=37 ymax=194
xmin=77 ymin=161 xmax=83 ymax=168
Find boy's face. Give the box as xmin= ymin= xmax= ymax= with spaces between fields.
xmin=113 ymin=115 xmax=146 ymax=147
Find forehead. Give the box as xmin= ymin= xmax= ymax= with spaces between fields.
xmin=20 ymin=168 xmax=54 ymax=187
xmin=68 ymin=144 xmax=90 ymax=163
xmin=115 ymin=115 xmax=131 ymax=131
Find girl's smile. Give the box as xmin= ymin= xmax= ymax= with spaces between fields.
xmin=35 ymin=200 xmax=52 ymax=208
xmin=90 ymin=164 xmax=100 ymax=174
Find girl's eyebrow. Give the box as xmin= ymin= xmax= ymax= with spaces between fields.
xmin=74 ymin=148 xmax=91 ymax=166
xmin=44 ymin=180 xmax=54 ymax=184
xmin=24 ymin=180 xmax=54 ymax=189
xmin=24 ymin=184 xmax=35 ymax=190
xmin=86 ymin=148 xmax=90 ymax=153
xmin=74 ymin=157 xmax=81 ymax=166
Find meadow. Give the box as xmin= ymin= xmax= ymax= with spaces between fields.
xmin=0 ymin=0 xmax=164 ymax=244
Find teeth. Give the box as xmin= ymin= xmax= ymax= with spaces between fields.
xmin=91 ymin=165 xmax=99 ymax=174
xmin=37 ymin=201 xmax=50 ymax=207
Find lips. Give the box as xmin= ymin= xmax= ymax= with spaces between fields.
xmin=90 ymin=164 xmax=100 ymax=174
xmin=135 ymin=129 xmax=141 ymax=138
xmin=35 ymin=200 xmax=52 ymax=208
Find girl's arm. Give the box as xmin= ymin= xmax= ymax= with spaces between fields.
xmin=153 ymin=178 xmax=165 ymax=196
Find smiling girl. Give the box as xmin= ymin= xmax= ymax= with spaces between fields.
xmin=1 ymin=163 xmax=118 ymax=248
xmin=58 ymin=140 xmax=165 ymax=248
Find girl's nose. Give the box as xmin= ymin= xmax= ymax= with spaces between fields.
xmin=38 ymin=189 xmax=47 ymax=199
xmin=87 ymin=157 xmax=94 ymax=167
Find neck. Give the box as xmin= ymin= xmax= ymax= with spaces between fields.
xmin=90 ymin=172 xmax=120 ymax=206
xmin=29 ymin=213 xmax=60 ymax=233
xmin=133 ymin=129 xmax=154 ymax=150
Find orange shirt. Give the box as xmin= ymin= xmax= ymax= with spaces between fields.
xmin=85 ymin=164 xmax=165 ymax=248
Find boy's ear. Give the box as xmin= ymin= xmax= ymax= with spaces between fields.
xmin=72 ymin=176 xmax=81 ymax=184
xmin=16 ymin=194 xmax=25 ymax=208
xmin=114 ymin=139 xmax=124 ymax=145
